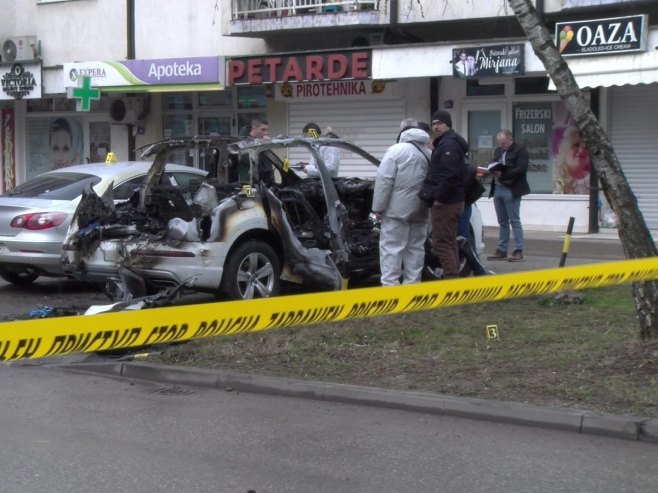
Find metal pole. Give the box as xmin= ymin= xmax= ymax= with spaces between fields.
xmin=559 ymin=216 xmax=575 ymax=267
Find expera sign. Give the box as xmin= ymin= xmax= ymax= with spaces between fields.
xmin=555 ymin=14 xmax=647 ymax=57
xmin=63 ymin=56 xmax=223 ymax=92
xmin=228 ymin=50 xmax=371 ymax=86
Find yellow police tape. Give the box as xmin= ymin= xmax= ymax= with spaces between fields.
xmin=1 ymin=258 xmax=657 ymax=362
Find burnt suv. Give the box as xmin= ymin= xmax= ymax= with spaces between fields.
xmin=61 ymin=136 xmax=482 ymax=300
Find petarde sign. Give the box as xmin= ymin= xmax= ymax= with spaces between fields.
xmin=228 ymin=50 xmax=371 ymax=86
xmin=555 ymin=15 xmax=647 ymax=57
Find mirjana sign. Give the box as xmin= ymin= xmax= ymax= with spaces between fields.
xmin=555 ymin=14 xmax=647 ymax=57
xmin=452 ymin=44 xmax=524 ymax=79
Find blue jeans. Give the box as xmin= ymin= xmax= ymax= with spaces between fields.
xmin=458 ymin=204 xmax=486 ymax=275
xmin=493 ymin=184 xmax=523 ymax=253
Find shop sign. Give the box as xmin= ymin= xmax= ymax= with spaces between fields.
xmin=63 ymin=57 xmax=223 ymax=91
xmin=0 ymin=63 xmax=42 ymax=100
xmin=452 ymin=44 xmax=524 ymax=79
xmin=275 ymin=79 xmax=389 ymax=101
xmin=555 ymin=15 xmax=647 ymax=57
xmin=562 ymin=0 xmax=635 ymax=7
xmin=228 ymin=50 xmax=371 ymax=86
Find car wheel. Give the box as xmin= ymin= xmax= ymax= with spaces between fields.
xmin=220 ymin=240 xmax=281 ymax=300
xmin=0 ymin=271 xmax=39 ymax=285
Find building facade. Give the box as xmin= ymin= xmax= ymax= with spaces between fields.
xmin=1 ymin=0 xmax=657 ymax=233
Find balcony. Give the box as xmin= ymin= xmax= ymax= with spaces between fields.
xmin=229 ymin=1 xmax=383 ymax=36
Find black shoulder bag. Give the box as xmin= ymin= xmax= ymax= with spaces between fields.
xmin=408 ymin=142 xmax=434 ymax=206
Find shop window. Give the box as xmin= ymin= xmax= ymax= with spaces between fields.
xmin=466 ymin=80 xmax=505 ymax=97
xmin=198 ymin=91 xmax=232 ymax=107
xmin=515 ymin=77 xmax=555 ymax=95
xmin=163 ymin=94 xmax=193 ymax=112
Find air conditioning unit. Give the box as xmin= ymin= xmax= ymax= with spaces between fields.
xmin=110 ymin=96 xmax=146 ymax=124
xmin=1 ymin=36 xmax=37 ymax=63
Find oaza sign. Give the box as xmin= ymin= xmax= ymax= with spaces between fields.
xmin=555 ymin=14 xmax=647 ymax=57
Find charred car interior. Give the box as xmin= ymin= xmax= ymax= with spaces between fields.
xmin=62 ymin=135 xmax=480 ymax=302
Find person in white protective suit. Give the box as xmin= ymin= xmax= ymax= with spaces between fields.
xmin=372 ymin=126 xmax=431 ymax=285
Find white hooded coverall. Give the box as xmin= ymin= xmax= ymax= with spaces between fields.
xmin=372 ymin=128 xmax=431 ymax=285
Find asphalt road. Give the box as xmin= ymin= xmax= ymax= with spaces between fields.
xmin=1 ymin=365 xmax=657 ymax=493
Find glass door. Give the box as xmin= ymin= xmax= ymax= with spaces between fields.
xmin=461 ymin=103 xmax=506 ymax=193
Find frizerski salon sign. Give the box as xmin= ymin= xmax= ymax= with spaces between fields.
xmin=0 ymin=63 xmax=42 ymax=100
xmin=452 ymin=44 xmax=524 ymax=79
xmin=555 ymin=15 xmax=647 ymax=57
xmin=228 ymin=50 xmax=371 ymax=86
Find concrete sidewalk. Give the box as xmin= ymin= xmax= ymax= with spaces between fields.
xmin=60 ymin=360 xmax=658 ymax=443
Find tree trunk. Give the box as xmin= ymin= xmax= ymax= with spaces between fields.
xmin=507 ymin=0 xmax=658 ymax=339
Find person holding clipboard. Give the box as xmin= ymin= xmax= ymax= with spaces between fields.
xmin=485 ymin=129 xmax=530 ymax=262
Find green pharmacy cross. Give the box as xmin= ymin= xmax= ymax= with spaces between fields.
xmin=67 ymin=75 xmax=100 ymax=112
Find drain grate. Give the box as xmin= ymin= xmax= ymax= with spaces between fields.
xmin=152 ymin=385 xmax=195 ymax=395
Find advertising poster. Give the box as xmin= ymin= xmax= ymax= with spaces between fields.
xmin=512 ymin=102 xmax=553 ymax=193
xmin=25 ymin=116 xmax=84 ymax=179
xmin=1 ymin=108 xmax=16 ymax=191
xmin=551 ymin=103 xmax=591 ymax=195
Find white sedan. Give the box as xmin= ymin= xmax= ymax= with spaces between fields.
xmin=0 ymin=161 xmax=207 ymax=285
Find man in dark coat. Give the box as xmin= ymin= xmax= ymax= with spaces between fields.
xmin=427 ymin=111 xmax=468 ymax=279
xmin=487 ymin=129 xmax=530 ymax=262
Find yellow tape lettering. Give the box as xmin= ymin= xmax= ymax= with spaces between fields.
xmin=506 ymin=280 xmax=558 ymax=297
xmin=441 ymin=286 xmax=504 ymax=306
xmin=559 ymin=274 xmax=605 ymax=291
xmin=404 ymin=294 xmax=439 ymax=311
xmin=627 ymin=268 xmax=658 ymax=283
xmin=264 ymin=305 xmax=345 ymax=329
xmin=144 ymin=324 xmax=189 ymax=345
xmin=0 ymin=338 xmax=41 ymax=361
xmin=194 ymin=316 xmax=261 ymax=337
xmin=345 ymin=299 xmax=398 ymax=319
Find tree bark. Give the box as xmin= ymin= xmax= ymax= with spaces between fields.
xmin=507 ymin=0 xmax=658 ymax=339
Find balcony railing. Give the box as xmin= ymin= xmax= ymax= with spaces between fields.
xmin=232 ymin=1 xmax=380 ymax=20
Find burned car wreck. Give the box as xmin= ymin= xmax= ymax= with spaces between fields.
xmin=62 ymin=135 xmax=479 ymax=301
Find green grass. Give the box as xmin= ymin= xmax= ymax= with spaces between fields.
xmin=156 ymin=284 xmax=658 ymax=417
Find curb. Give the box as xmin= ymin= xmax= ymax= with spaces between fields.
xmin=62 ymin=361 xmax=658 ymax=443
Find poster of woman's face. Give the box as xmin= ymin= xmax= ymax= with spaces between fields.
xmin=553 ymin=125 xmax=591 ymax=194
xmin=26 ymin=116 xmax=84 ymax=179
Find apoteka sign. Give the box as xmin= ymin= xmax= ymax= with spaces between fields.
xmin=555 ymin=15 xmax=647 ymax=57
xmin=1 ymin=64 xmax=37 ymax=100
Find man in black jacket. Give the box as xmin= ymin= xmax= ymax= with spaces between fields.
xmin=487 ymin=129 xmax=530 ymax=262
xmin=427 ymin=111 xmax=467 ymax=279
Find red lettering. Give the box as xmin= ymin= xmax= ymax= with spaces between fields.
xmin=306 ymin=56 xmax=324 ymax=81
xmin=228 ymin=60 xmax=245 ymax=85
xmin=263 ymin=58 xmax=282 ymax=83
xmin=327 ymin=54 xmax=347 ymax=79
xmin=247 ymin=59 xmax=263 ymax=84
xmin=282 ymin=57 xmax=303 ymax=82
xmin=352 ymin=52 xmax=369 ymax=78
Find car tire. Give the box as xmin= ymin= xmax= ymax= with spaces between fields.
xmin=0 ymin=271 xmax=39 ymax=285
xmin=220 ymin=240 xmax=281 ymax=300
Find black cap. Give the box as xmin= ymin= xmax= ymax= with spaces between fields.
xmin=431 ymin=110 xmax=453 ymax=129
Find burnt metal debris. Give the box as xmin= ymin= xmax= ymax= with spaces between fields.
xmin=61 ymin=135 xmax=462 ymax=302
